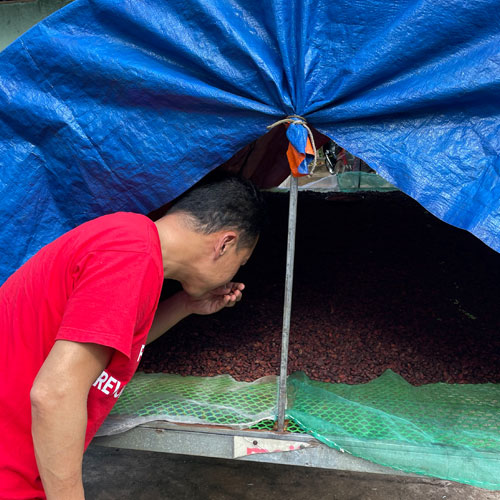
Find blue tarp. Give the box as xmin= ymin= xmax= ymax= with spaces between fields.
xmin=0 ymin=0 xmax=499 ymax=283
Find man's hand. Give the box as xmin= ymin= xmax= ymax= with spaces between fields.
xmin=186 ymin=282 xmax=245 ymax=316
xmin=146 ymin=283 xmax=245 ymax=344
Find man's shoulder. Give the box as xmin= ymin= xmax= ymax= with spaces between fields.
xmin=90 ymin=211 xmax=151 ymax=229
xmin=75 ymin=212 xmax=159 ymax=255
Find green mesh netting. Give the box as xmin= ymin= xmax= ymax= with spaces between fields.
xmin=106 ymin=372 xmax=277 ymax=429
xmin=104 ymin=370 xmax=500 ymax=490
xmin=287 ymin=370 xmax=500 ymax=490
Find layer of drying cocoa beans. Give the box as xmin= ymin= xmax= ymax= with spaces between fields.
xmin=140 ymin=191 xmax=500 ymax=385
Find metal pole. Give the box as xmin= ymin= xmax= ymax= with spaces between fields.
xmin=277 ymin=175 xmax=299 ymax=432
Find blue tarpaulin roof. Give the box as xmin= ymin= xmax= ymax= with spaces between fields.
xmin=0 ymin=0 xmax=499 ymax=283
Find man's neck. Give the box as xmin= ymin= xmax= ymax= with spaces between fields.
xmin=154 ymin=213 xmax=206 ymax=280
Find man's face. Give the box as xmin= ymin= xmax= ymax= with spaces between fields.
xmin=181 ymin=237 xmax=257 ymax=298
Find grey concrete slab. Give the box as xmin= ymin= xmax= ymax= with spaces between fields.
xmin=83 ymin=445 xmax=499 ymax=500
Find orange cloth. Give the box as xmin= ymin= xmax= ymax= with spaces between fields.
xmin=286 ymin=136 xmax=314 ymax=177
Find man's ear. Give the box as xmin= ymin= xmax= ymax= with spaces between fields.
xmin=216 ymin=231 xmax=237 ymax=257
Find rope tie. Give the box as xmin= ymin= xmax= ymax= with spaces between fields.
xmin=267 ymin=115 xmax=318 ymax=175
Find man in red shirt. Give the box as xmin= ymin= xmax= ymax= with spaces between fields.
xmin=0 ymin=176 xmax=265 ymax=500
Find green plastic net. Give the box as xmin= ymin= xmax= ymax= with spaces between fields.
xmin=287 ymin=370 xmax=500 ymax=490
xmin=101 ymin=370 xmax=500 ymax=490
xmin=100 ymin=372 xmax=277 ymax=431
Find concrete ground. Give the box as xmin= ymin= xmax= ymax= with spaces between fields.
xmin=83 ymin=445 xmax=499 ymax=500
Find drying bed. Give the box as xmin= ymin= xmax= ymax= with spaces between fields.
xmin=140 ymin=191 xmax=500 ymax=386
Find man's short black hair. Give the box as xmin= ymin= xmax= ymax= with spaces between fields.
xmin=168 ymin=176 xmax=266 ymax=249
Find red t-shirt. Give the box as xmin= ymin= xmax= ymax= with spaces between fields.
xmin=0 ymin=212 xmax=163 ymax=499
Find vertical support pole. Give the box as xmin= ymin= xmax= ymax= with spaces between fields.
xmin=277 ymin=175 xmax=299 ymax=432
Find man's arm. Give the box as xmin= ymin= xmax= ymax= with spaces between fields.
xmin=30 ymin=340 xmax=112 ymax=500
xmin=147 ymin=291 xmax=192 ymax=344
xmin=147 ymin=283 xmax=244 ymax=344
